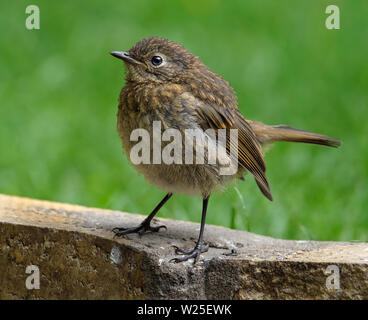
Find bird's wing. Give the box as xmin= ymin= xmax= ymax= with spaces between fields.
xmin=180 ymin=93 xmax=272 ymax=201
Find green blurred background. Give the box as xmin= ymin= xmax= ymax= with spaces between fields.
xmin=0 ymin=0 xmax=367 ymax=241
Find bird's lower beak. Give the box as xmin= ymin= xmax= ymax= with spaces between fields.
xmin=110 ymin=51 xmax=141 ymax=64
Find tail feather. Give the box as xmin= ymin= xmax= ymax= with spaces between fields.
xmin=249 ymin=121 xmax=341 ymax=148
xmin=255 ymin=178 xmax=273 ymax=201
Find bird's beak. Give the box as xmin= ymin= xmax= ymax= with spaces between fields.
xmin=109 ymin=51 xmax=141 ymax=64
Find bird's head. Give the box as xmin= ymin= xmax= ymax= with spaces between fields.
xmin=110 ymin=37 xmax=199 ymax=83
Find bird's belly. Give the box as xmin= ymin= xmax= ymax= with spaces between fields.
xmin=133 ymin=163 xmax=228 ymax=196
xmin=117 ymin=108 xmax=238 ymax=196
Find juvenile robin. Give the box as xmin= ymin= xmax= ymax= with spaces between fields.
xmin=110 ymin=37 xmax=341 ymax=263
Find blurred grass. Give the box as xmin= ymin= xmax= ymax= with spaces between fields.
xmin=0 ymin=0 xmax=367 ymax=241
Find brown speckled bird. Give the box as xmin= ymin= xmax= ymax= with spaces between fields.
xmin=110 ymin=37 xmax=341 ymax=263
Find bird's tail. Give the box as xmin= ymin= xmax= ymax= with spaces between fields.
xmin=249 ymin=121 xmax=341 ymax=148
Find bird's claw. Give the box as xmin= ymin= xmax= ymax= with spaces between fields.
xmin=112 ymin=223 xmax=166 ymax=238
xmin=170 ymin=243 xmax=209 ymax=264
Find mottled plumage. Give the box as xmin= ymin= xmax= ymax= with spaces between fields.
xmin=110 ymin=37 xmax=341 ymax=263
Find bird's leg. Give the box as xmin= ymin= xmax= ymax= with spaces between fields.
xmin=112 ymin=193 xmax=172 ymax=237
xmin=171 ymin=196 xmax=210 ymax=264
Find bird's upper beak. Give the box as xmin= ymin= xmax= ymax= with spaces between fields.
xmin=109 ymin=51 xmax=141 ymax=64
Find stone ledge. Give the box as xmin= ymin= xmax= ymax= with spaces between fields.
xmin=0 ymin=194 xmax=367 ymax=299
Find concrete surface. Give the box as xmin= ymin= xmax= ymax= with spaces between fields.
xmin=0 ymin=194 xmax=367 ymax=299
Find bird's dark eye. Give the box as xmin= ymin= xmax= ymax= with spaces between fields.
xmin=150 ymin=56 xmax=163 ymax=66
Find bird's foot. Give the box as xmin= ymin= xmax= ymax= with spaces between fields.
xmin=170 ymin=243 xmax=209 ymax=264
xmin=112 ymin=221 xmax=166 ymax=238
